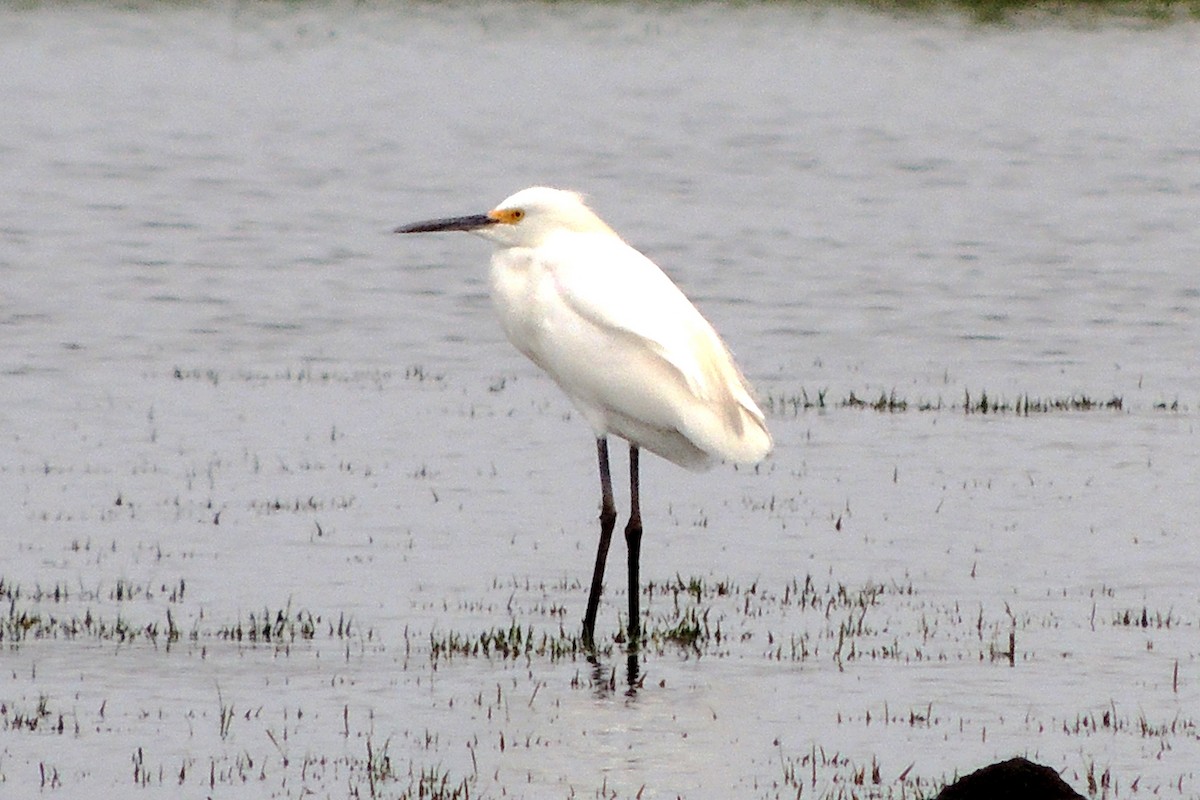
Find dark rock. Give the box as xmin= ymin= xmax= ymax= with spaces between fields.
xmin=935 ymin=757 xmax=1086 ymax=800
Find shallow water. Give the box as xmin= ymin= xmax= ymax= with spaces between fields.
xmin=1 ymin=2 xmax=1199 ymax=798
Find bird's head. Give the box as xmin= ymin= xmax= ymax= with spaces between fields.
xmin=394 ymin=186 xmax=615 ymax=248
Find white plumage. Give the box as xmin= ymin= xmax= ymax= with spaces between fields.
xmin=395 ymin=186 xmax=771 ymax=645
xmin=482 ymin=187 xmax=770 ymax=470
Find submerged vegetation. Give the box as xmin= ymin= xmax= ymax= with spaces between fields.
xmin=168 ymin=361 xmax=1190 ymax=418
xmin=0 ymin=576 xmax=369 ymax=651
xmin=5 ymin=363 xmax=1194 ymax=796
xmin=19 ymin=0 xmax=1197 ymax=25
xmin=415 ymin=572 xmax=1198 ymax=676
xmin=3 ymin=561 xmax=1194 ymax=797
xmin=762 ymin=387 xmax=1168 ymax=416
xmin=841 ymin=0 xmax=1200 ymax=23
xmin=4 ymin=571 xmax=1193 ymax=673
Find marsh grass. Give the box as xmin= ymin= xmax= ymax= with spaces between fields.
xmin=0 ymin=577 xmax=369 ymax=651
xmin=764 ymin=388 xmax=1142 ymax=416
xmin=6 ymin=571 xmax=1192 ymax=797
xmin=171 ymin=365 xmax=396 ymax=388
xmin=421 ymin=574 xmax=1066 ymax=673
xmin=363 ymin=754 xmax=474 ymax=800
xmin=841 ymin=0 xmax=1200 ymax=23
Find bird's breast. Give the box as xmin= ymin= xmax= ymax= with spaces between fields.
xmin=488 ymin=248 xmax=556 ymax=361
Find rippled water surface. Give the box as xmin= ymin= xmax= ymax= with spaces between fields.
xmin=2 ymin=3 xmax=1198 ymax=798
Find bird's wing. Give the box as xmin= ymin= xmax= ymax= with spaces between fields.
xmin=541 ymin=232 xmax=764 ymax=431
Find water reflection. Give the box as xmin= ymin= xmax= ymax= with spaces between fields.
xmin=587 ymin=653 xmax=615 ymax=697
xmin=586 ymin=650 xmax=644 ymax=698
xmin=625 ymin=652 xmax=644 ymax=696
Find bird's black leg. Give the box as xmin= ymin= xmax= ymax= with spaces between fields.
xmin=624 ymin=444 xmax=643 ymax=647
xmin=583 ymin=438 xmax=617 ymax=648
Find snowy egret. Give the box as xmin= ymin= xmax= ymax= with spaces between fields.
xmin=395 ymin=187 xmax=771 ymax=646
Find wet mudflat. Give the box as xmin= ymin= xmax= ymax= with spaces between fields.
xmin=2 ymin=2 xmax=1198 ymax=798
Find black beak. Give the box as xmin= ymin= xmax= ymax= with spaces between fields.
xmin=393 ymin=213 xmax=496 ymax=234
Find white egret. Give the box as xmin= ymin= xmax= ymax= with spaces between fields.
xmin=395 ymin=187 xmax=771 ymax=646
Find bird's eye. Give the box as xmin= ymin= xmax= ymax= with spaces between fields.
xmin=490 ymin=207 xmax=525 ymax=225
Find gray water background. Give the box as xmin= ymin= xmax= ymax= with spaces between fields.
xmin=4 ymin=3 xmax=1198 ymax=400
xmin=2 ymin=3 xmax=1199 ymax=798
